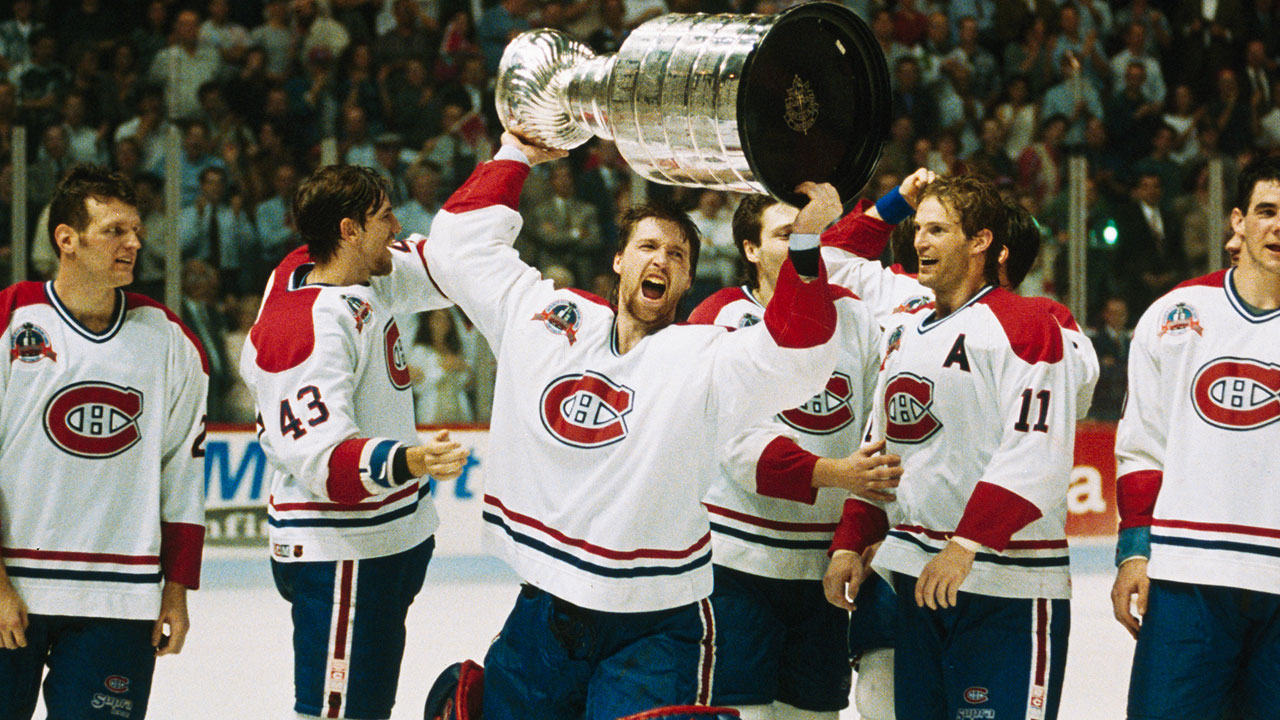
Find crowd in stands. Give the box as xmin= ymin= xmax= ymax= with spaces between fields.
xmin=1 ymin=0 xmax=1278 ymax=423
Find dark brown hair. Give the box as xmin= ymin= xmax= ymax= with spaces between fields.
xmin=730 ymin=194 xmax=782 ymax=290
xmin=48 ymin=164 xmax=138 ymax=256
xmin=292 ymin=165 xmax=390 ymax=264
xmin=919 ymin=175 xmax=1008 ymax=286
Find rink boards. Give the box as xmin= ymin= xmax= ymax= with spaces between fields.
xmin=202 ymin=422 xmax=1122 ymax=551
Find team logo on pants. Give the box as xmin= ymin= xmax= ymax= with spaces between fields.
xmin=540 ymin=371 xmax=634 ymax=448
xmin=884 ymin=372 xmax=942 ymax=443
xmin=778 ymin=371 xmax=855 ymax=434
xmin=1191 ymin=357 xmax=1280 ymax=430
xmin=43 ymin=382 xmax=144 ymax=458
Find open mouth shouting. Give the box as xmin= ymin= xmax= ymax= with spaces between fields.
xmin=640 ymin=276 xmax=667 ymax=301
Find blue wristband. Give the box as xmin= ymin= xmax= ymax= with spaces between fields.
xmin=1115 ymin=526 xmax=1151 ymax=566
xmin=874 ymin=187 xmax=914 ymax=225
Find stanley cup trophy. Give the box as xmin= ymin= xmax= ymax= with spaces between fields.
xmin=495 ymin=1 xmax=891 ymax=206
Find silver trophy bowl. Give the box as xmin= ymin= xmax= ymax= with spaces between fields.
xmin=496 ymin=2 xmax=891 ymax=205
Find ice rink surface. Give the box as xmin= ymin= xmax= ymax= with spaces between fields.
xmin=39 ymin=541 xmax=1136 ymax=720
xmin=27 ymin=538 xmax=1131 ymax=717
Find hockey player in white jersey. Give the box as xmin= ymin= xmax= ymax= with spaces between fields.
xmin=240 ymin=165 xmax=469 ymax=720
xmin=824 ymin=176 xmax=1091 ymax=720
xmin=421 ymin=131 xmax=841 ymax=719
xmin=0 ymin=166 xmax=207 ymax=719
xmin=1111 ymin=156 xmax=1280 ymax=720
xmin=687 ymin=191 xmax=904 ymax=720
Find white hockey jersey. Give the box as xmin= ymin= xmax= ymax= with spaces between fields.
xmin=241 ymin=241 xmax=451 ymax=563
xmin=422 ymin=158 xmax=839 ymax=613
xmin=1115 ymin=269 xmax=1280 ymax=595
xmin=690 ymin=285 xmax=880 ymax=581
xmin=863 ymin=286 xmax=1085 ymax=599
xmin=1 ymin=282 xmax=207 ymax=620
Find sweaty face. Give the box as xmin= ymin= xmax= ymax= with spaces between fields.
xmin=744 ymin=202 xmax=798 ymax=293
xmin=914 ymin=197 xmax=979 ymax=296
xmin=67 ymin=197 xmax=144 ymax=289
xmin=612 ymin=218 xmax=692 ymax=330
xmin=1231 ymin=180 xmax=1280 ymax=277
xmin=356 ymin=197 xmax=402 ymax=277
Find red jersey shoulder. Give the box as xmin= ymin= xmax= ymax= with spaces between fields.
xmin=978 ymin=288 xmax=1065 ymax=365
xmin=688 ymin=287 xmax=752 ymax=325
xmin=1173 ymin=269 xmax=1228 ymax=291
xmin=250 ymin=285 xmax=323 ymax=373
xmin=0 ymin=281 xmax=51 ymax=329
xmin=566 ymin=288 xmax=614 ymax=311
xmin=1022 ymin=296 xmax=1082 ymax=332
xmin=124 ymin=292 xmax=211 ymax=374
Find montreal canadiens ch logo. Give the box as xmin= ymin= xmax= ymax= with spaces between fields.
xmin=964 ymin=687 xmax=989 ymax=704
xmin=384 ymin=320 xmax=412 ymax=390
xmin=779 ymin=371 xmax=855 ymax=434
xmin=532 ymin=300 xmax=582 ymax=345
xmin=1191 ymin=357 xmax=1280 ymax=431
xmin=884 ymin=372 xmax=942 ymax=443
xmin=10 ymin=322 xmax=57 ymax=363
xmin=43 ymin=382 xmax=144 ymax=458
xmin=540 ymin=371 xmax=634 ymax=448
xmin=104 ymin=675 xmax=130 ymax=693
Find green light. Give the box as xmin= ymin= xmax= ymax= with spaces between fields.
xmin=1103 ymin=223 xmax=1118 ymax=246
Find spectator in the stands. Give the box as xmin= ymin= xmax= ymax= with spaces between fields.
xmin=1207 ymin=69 xmax=1252 ymax=155
xmin=1110 ymin=22 xmax=1166 ymax=105
xmin=150 ymin=9 xmax=223 ymax=122
xmin=1256 ymin=78 xmax=1280 ymax=150
xmin=408 ymin=309 xmax=475 ymax=425
xmin=372 ymin=133 xmax=411 ymax=206
xmin=1114 ymin=171 xmax=1184 ymax=314
xmin=1173 ymin=0 xmax=1244 ymax=96
xmin=340 ymin=104 xmax=376 ymax=167
xmin=1114 ymin=0 xmax=1172 ymax=58
xmin=588 ymin=0 xmax=627 ymax=54
xmin=477 ymin=0 xmax=533 ymax=74
xmin=130 ymin=0 xmax=170 ymax=71
xmin=1042 ymin=52 xmax=1104 ymax=148
xmin=1081 ymin=117 xmax=1125 ymax=199
xmin=1052 ymin=5 xmax=1108 ymax=91
xmin=870 ymin=8 xmax=913 ymax=72
xmin=200 ymin=0 xmax=252 ymax=67
xmin=60 ymin=0 xmax=116 ymax=53
xmin=946 ymin=16 xmax=1000 ymax=103
xmin=285 ymin=46 xmax=341 ymax=150
xmin=1002 ymin=16 xmax=1055 ymax=96
xmin=1017 ymin=114 xmax=1068 ymax=206
xmin=527 ymin=161 xmax=601 ymax=285
xmin=251 ymin=0 xmax=295 ymax=80
xmin=131 ymin=172 xmax=167 ymax=301
xmin=181 ymin=258 xmax=233 ymax=421
xmin=199 ymin=82 xmax=255 ymax=161
xmin=335 ymin=42 xmax=384 ymax=131
xmin=1132 ymin=124 xmax=1184 ymax=206
xmin=0 ymin=0 xmax=42 ymax=79
xmin=385 ymin=58 xmax=442 ymax=148
xmin=1106 ymin=61 xmax=1164 ymax=163
xmin=376 ymin=0 xmax=441 ymax=74
xmin=1088 ymin=296 xmax=1131 ymax=420
xmin=98 ymin=41 xmax=143 ymax=128
xmin=891 ymin=56 xmax=939 ymax=141
xmin=892 ymin=0 xmax=929 ymax=47
xmin=255 ymin=162 xmax=300 ymax=265
xmin=396 ymin=162 xmax=443 ymax=239
xmin=28 ymin=124 xmax=71 ymax=207
xmin=16 ymin=30 xmax=67 ymax=131
xmin=967 ymin=116 xmax=1014 ymax=182
xmin=178 ymin=165 xmax=258 ymax=295
xmin=1163 ymin=83 xmax=1203 ymax=165
xmin=61 ymin=91 xmax=107 ymax=166
xmin=293 ymin=0 xmax=351 ymax=65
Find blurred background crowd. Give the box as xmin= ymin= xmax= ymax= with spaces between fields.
xmin=1 ymin=0 xmax=1277 ymax=425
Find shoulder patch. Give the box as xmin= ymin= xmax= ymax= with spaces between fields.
xmin=124 ymin=292 xmax=211 ymax=374
xmin=11 ymin=321 xmax=57 ymax=364
xmin=978 ymin=288 xmax=1064 ymax=365
xmin=1157 ymin=301 xmax=1204 ymax=337
xmin=532 ymin=298 xmax=584 ymax=345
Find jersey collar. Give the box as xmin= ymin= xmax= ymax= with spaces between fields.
xmin=1224 ymin=267 xmax=1280 ymax=323
xmin=917 ymin=285 xmax=995 ymax=334
xmin=44 ymin=281 xmax=126 ymax=343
